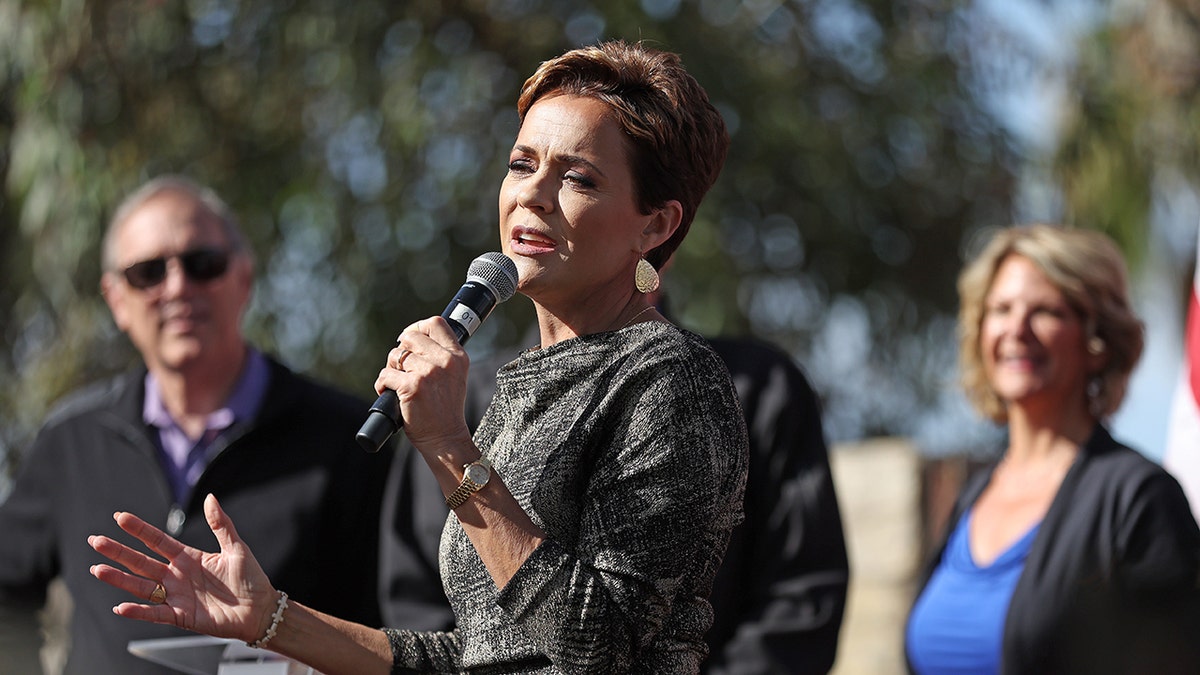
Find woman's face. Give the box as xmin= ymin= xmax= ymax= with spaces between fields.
xmin=499 ymin=94 xmax=670 ymax=309
xmin=980 ymin=254 xmax=1094 ymax=415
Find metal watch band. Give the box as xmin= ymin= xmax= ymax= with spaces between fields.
xmin=445 ymin=480 xmax=479 ymax=510
xmin=445 ymin=459 xmax=491 ymax=510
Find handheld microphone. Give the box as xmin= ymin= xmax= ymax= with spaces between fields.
xmin=356 ymin=252 xmax=519 ymax=452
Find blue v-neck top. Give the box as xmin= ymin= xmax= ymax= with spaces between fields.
xmin=905 ymin=510 xmax=1041 ymax=675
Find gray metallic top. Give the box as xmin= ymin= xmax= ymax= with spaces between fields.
xmin=385 ymin=321 xmax=749 ymax=674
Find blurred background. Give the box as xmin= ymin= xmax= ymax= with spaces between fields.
xmin=1 ymin=0 xmax=1197 ymax=671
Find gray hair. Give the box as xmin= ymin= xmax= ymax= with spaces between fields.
xmin=101 ymin=175 xmax=248 ymax=271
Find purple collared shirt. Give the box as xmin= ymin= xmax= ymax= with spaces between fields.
xmin=143 ymin=349 xmax=270 ymax=504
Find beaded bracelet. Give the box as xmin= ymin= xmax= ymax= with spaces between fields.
xmin=247 ymin=590 xmax=289 ymax=649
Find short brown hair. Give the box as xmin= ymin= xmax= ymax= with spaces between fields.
xmin=516 ymin=40 xmax=729 ymax=269
xmin=957 ymin=224 xmax=1144 ymax=423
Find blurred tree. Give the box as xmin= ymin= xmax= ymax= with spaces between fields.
xmin=1 ymin=0 xmax=1021 ymax=483
xmin=1052 ymin=0 xmax=1199 ymax=268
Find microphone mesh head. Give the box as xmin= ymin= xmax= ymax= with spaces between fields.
xmin=467 ymin=252 xmax=519 ymax=302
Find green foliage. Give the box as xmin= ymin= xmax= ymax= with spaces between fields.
xmin=1054 ymin=26 xmax=1153 ymax=264
xmin=0 ymin=0 xmax=1021 ymax=474
xmin=1054 ymin=3 xmax=1200 ymax=267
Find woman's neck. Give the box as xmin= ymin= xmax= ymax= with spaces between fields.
xmin=533 ymin=295 xmax=655 ymax=347
xmin=1004 ymin=402 xmax=1095 ymax=465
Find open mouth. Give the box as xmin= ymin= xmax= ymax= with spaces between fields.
xmin=512 ymin=229 xmax=557 ymax=253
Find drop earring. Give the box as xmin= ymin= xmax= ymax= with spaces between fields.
xmin=635 ymin=256 xmax=660 ymax=294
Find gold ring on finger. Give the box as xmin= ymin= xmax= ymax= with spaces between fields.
xmin=149 ymin=582 xmax=167 ymax=605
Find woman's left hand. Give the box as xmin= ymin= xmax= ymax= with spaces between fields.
xmin=374 ymin=316 xmax=474 ymax=455
xmin=88 ymin=493 xmax=279 ymax=645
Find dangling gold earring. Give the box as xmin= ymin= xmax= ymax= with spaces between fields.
xmin=635 ymin=256 xmax=660 ymax=294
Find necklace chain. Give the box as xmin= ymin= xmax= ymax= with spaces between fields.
xmin=620 ymin=305 xmax=656 ymax=330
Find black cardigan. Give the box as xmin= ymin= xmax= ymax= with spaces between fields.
xmin=909 ymin=425 xmax=1200 ymax=675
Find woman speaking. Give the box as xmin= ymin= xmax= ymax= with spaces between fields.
xmin=88 ymin=40 xmax=748 ymax=675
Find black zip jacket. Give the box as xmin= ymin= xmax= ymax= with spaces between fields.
xmin=0 ymin=357 xmax=394 ymax=674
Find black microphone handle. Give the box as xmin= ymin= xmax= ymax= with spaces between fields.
xmin=355 ymin=281 xmax=500 ymax=452
xmin=356 ymin=389 xmax=403 ymax=453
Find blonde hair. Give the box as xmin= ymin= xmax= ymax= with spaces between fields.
xmin=957 ymin=224 xmax=1144 ymax=423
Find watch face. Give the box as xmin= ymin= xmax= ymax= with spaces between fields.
xmin=465 ymin=462 xmax=491 ymax=486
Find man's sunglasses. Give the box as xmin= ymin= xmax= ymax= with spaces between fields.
xmin=121 ymin=248 xmax=232 ymax=290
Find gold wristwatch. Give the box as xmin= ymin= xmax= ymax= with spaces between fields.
xmin=445 ymin=457 xmax=492 ymax=509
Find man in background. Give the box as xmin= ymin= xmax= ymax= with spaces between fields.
xmin=0 ymin=176 xmax=409 ymax=674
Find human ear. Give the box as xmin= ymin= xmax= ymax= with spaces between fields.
xmin=1085 ymin=335 xmax=1109 ymax=373
xmin=100 ymin=272 xmax=132 ymax=332
xmin=640 ymin=199 xmax=683 ymax=252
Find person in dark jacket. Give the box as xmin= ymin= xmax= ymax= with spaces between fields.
xmin=905 ymin=224 xmax=1200 ymax=675
xmin=701 ymin=335 xmax=848 ymax=675
xmin=0 ymin=176 xmax=412 ymax=674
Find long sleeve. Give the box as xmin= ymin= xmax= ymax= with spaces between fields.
xmin=1099 ymin=466 xmax=1200 ymax=673
xmin=384 ymin=627 xmax=462 ymax=674
xmin=494 ymin=358 xmax=746 ymax=672
xmin=423 ymin=323 xmax=748 ymax=674
xmin=995 ymin=426 xmax=1200 ymax=675
xmin=0 ymin=425 xmax=61 ymax=674
xmin=0 ymin=363 xmax=396 ymax=675
xmin=702 ymin=338 xmax=849 ymax=675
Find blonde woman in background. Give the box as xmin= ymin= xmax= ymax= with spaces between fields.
xmin=905 ymin=224 xmax=1200 ymax=675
